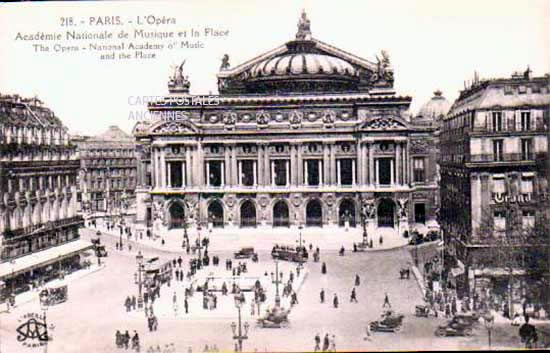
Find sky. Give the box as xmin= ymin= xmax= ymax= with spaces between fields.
xmin=0 ymin=0 xmax=549 ymax=136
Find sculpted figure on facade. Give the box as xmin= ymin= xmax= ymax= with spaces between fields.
xmin=289 ymin=110 xmax=303 ymax=129
xmin=222 ymin=112 xmax=237 ymax=129
xmin=361 ymin=199 xmax=376 ymax=219
xmin=168 ymin=60 xmax=191 ymax=93
xmin=322 ymin=109 xmax=336 ymax=126
xmin=256 ymin=110 xmax=270 ymax=127
xmin=220 ymin=54 xmax=230 ymax=71
xmin=296 ymin=10 xmax=312 ymax=40
xmin=153 ymin=200 xmax=166 ymax=225
xmin=397 ymin=198 xmax=409 ymax=219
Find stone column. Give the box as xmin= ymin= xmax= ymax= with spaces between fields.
xmin=182 ymin=162 xmax=186 ymax=187
xmin=304 ymin=160 xmax=309 ymax=186
xmin=221 ymin=161 xmax=225 ymax=187
xmin=406 ymin=141 xmax=411 ymax=185
xmin=224 ymin=145 xmax=231 ymax=186
xmin=297 ymin=144 xmax=303 ymax=186
xmin=375 ymin=158 xmax=379 ymax=185
xmin=264 ymin=145 xmax=270 ymax=186
xmin=330 ymin=144 xmax=337 ymax=185
xmin=390 ymin=158 xmax=395 ymax=185
xmin=160 ymin=148 xmax=166 ymax=188
xmin=231 ymin=145 xmax=238 ymax=186
xmin=252 ymin=161 xmax=256 ymax=187
xmin=257 ymin=145 xmax=263 ymax=187
xmin=197 ymin=142 xmax=204 ymax=186
xmin=291 ymin=144 xmax=297 ymax=186
xmin=352 ymin=159 xmax=356 ymax=185
xmin=369 ymin=143 xmax=374 ymax=185
xmin=318 ymin=160 xmax=323 ymax=186
xmin=285 ymin=160 xmax=289 ymax=187
xmin=336 ymin=159 xmax=341 ymax=185
xmin=185 ymin=147 xmax=191 ymax=187
xmin=323 ymin=143 xmax=330 ymax=186
xmin=167 ymin=162 xmax=172 ymax=188
xmin=238 ymin=161 xmax=242 ymax=186
xmin=206 ymin=161 xmax=210 ymax=187
xmin=396 ymin=143 xmax=401 ymax=185
xmin=356 ymin=141 xmax=362 ymax=185
xmin=271 ymin=160 xmax=275 ymax=186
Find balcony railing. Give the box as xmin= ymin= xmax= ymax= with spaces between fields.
xmin=467 ymin=152 xmax=539 ymax=163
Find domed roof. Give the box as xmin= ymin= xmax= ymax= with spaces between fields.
xmin=417 ymin=90 xmax=451 ymax=120
xmin=247 ymin=52 xmax=358 ymax=78
xmin=241 ymin=40 xmax=361 ymax=93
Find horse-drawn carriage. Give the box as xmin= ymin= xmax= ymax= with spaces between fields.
xmin=370 ymin=310 xmax=404 ymax=333
xmin=257 ymin=307 xmax=290 ymax=328
xmin=39 ymin=285 xmax=68 ymax=306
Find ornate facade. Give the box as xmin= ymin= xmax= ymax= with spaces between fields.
xmin=440 ymin=71 xmax=550 ymax=310
xmin=0 ymin=93 xmax=88 ymax=296
xmin=73 ymin=126 xmax=137 ymax=213
xmin=134 ymin=13 xmax=438 ymax=235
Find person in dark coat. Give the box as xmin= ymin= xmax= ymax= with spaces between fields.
xmin=355 ymin=274 xmax=360 ymax=286
xmin=123 ymin=330 xmax=130 ymax=349
xmin=320 ymin=289 xmax=325 ymax=303
xmin=350 ymin=288 xmax=358 ymax=303
xmin=184 ymin=298 xmax=189 ymax=314
xmin=333 ymin=294 xmax=339 ymax=308
xmin=322 ymin=334 xmax=330 ymax=351
xmin=519 ymin=315 xmax=538 ymax=348
xmin=321 ymin=262 xmax=327 ymax=275
xmin=314 ymin=333 xmax=321 ymax=352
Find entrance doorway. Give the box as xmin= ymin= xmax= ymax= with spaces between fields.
xmin=169 ymin=202 xmax=185 ymax=229
xmin=306 ymin=199 xmax=323 ymax=227
xmin=208 ymin=201 xmax=224 ymax=228
xmin=338 ymin=199 xmax=356 ymax=227
xmin=273 ymin=200 xmax=290 ymax=227
xmin=414 ymin=203 xmax=426 ymax=224
xmin=378 ymin=158 xmax=392 ymax=185
xmin=377 ymin=199 xmax=395 ymax=227
xmin=240 ymin=200 xmax=257 ymax=228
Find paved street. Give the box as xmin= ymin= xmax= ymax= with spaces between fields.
xmin=0 ymin=226 xmax=542 ymax=352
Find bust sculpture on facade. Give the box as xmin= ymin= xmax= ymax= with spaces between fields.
xmin=397 ymin=198 xmax=409 ymax=219
xmin=220 ymin=54 xmax=230 ymax=71
xmin=168 ymin=60 xmax=191 ymax=93
xmin=361 ymin=199 xmax=376 ymax=219
xmin=296 ymin=10 xmax=312 ymax=40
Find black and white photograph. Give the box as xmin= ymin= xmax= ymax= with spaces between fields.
xmin=0 ymin=0 xmax=549 ymax=351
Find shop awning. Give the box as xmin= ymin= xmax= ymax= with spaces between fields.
xmin=0 ymin=239 xmax=94 ymax=279
xmin=473 ymin=268 xmax=526 ymax=277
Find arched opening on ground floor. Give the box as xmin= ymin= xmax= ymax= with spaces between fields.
xmin=169 ymin=202 xmax=185 ymax=229
xmin=240 ymin=200 xmax=256 ymax=228
xmin=339 ymin=199 xmax=356 ymax=227
xmin=207 ymin=200 xmax=224 ymax=228
xmin=306 ymin=199 xmax=323 ymax=227
xmin=273 ymin=200 xmax=289 ymax=227
xmin=377 ymin=198 xmax=395 ymax=227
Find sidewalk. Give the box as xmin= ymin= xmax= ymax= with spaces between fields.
xmin=0 ymin=263 xmax=106 ymax=313
xmin=92 ymin=221 xmax=409 ymax=253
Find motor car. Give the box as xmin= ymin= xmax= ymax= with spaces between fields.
xmin=234 ymin=247 xmax=256 ymax=259
xmin=435 ymin=319 xmax=474 ymax=337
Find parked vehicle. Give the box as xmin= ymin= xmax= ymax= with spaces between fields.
xmin=370 ymin=310 xmax=404 ymax=333
xmin=415 ymin=304 xmax=437 ymax=318
xmin=257 ymin=307 xmax=290 ymax=328
xmin=39 ymin=285 xmax=68 ymax=306
xmin=271 ymin=244 xmax=307 ymax=263
xmin=234 ymin=247 xmax=257 ymax=259
xmin=435 ymin=319 xmax=474 ymax=337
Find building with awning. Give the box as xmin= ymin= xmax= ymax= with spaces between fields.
xmin=0 ymin=239 xmax=93 ymax=280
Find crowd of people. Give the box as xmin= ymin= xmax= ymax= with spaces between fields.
xmin=115 ymin=330 xmax=140 ymax=351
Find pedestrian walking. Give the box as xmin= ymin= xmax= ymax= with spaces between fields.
xmin=321 ymin=262 xmax=327 ymax=275
xmin=330 ymin=335 xmax=336 ymax=352
xmin=333 ymin=294 xmax=339 ymax=308
xmin=350 ymin=287 xmax=358 ymax=303
xmin=355 ymin=274 xmax=360 ymax=286
xmin=320 ymin=289 xmax=325 ymax=303
xmin=383 ymin=292 xmax=391 ymax=308
xmin=184 ymin=297 xmax=189 ymax=314
xmin=131 ymin=295 xmax=137 ymax=310
xmin=314 ymin=333 xmax=321 ymax=352
xmin=322 ymin=334 xmax=330 ymax=351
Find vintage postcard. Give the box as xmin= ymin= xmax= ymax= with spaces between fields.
xmin=0 ymin=0 xmax=549 ymax=352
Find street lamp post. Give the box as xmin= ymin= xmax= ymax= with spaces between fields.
xmin=270 ymin=261 xmax=281 ymax=307
xmin=136 ymin=251 xmax=144 ymax=309
xmin=39 ymin=298 xmax=49 ymax=353
xmin=483 ymin=312 xmax=495 ymax=349
xmin=197 ymin=223 xmax=202 ymax=270
xmin=231 ymin=298 xmax=250 ymax=352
